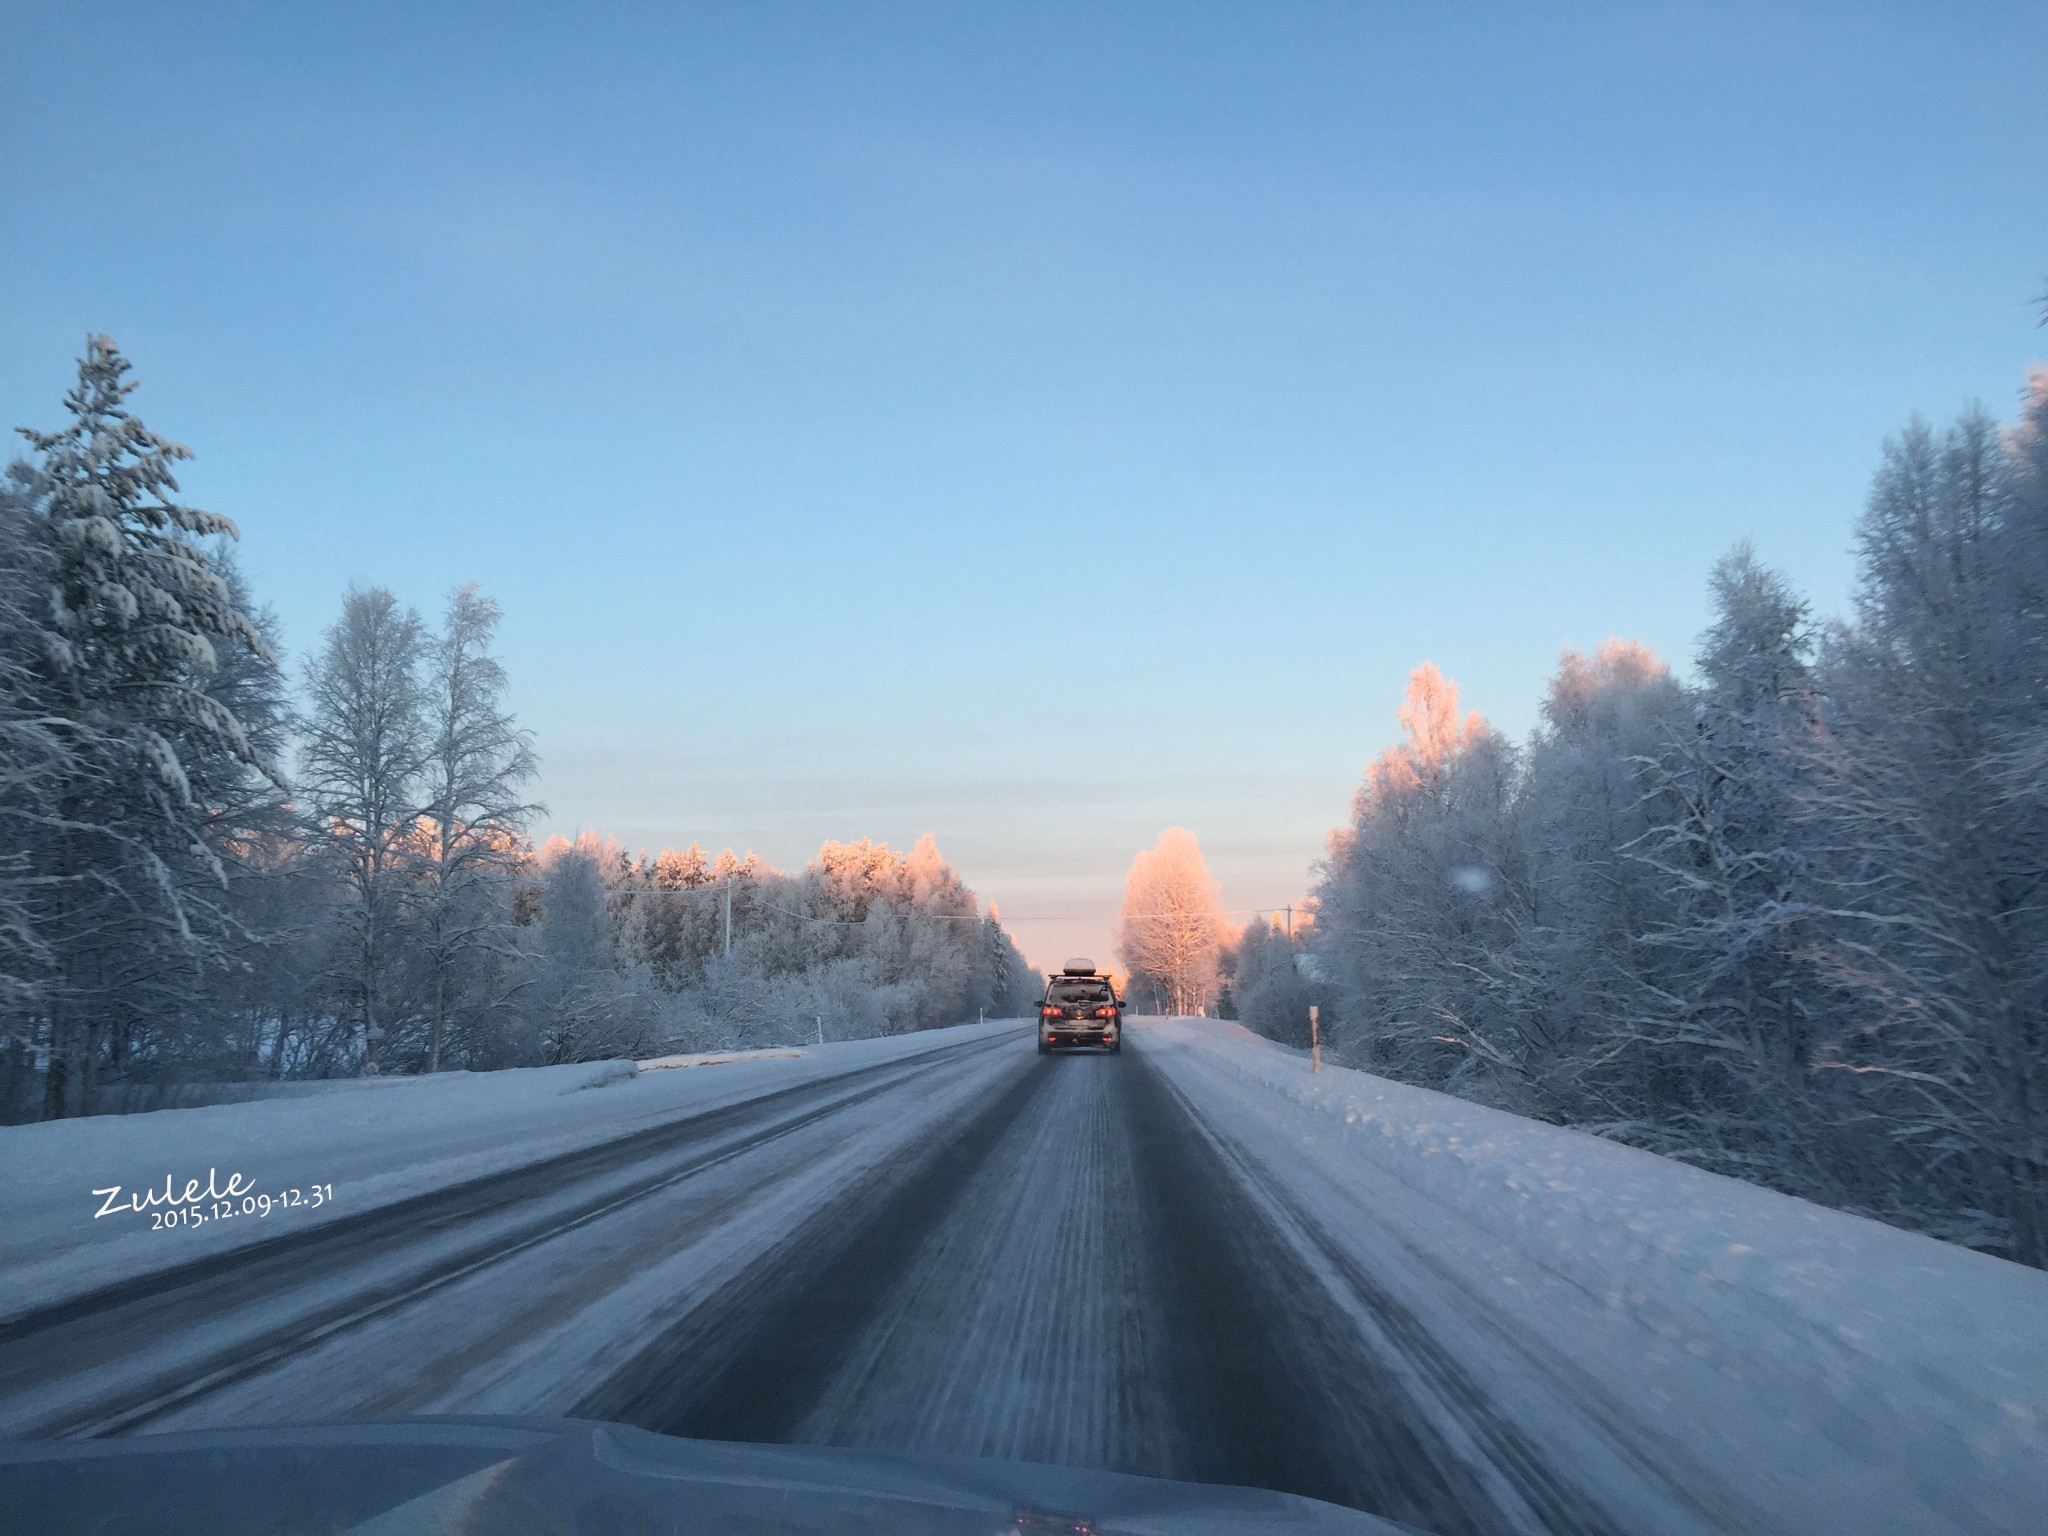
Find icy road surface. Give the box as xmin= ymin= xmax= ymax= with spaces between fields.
xmin=2 ymin=1019 xmax=2044 ymax=1535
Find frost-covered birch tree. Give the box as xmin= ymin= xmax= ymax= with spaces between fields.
xmin=1298 ymin=363 xmax=2048 ymax=1267
xmin=1118 ymin=827 xmax=1227 ymax=1016
xmin=1312 ymin=662 xmax=1523 ymax=1093
xmin=1511 ymin=641 xmax=1690 ymax=1126
xmin=414 ymin=584 xmax=538 ymax=1071
xmin=1625 ymin=546 xmax=1833 ymax=1187
xmin=1221 ymin=915 xmax=1316 ymax=1045
xmin=1803 ymin=403 xmax=2048 ymax=1262
xmin=521 ymin=836 xmax=656 ymax=1065
xmin=297 ymin=586 xmax=429 ymax=1077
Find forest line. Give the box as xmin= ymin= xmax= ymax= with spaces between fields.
xmin=0 ymin=338 xmax=1034 ymax=1125
xmin=1207 ymin=361 xmax=2048 ymax=1269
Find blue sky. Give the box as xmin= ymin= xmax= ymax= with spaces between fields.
xmin=4 ymin=3 xmax=2044 ymax=968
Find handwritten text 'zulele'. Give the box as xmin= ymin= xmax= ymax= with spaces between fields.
xmin=93 ymin=1169 xmax=252 ymax=1218
xmin=91 ymin=1172 xmax=337 ymax=1230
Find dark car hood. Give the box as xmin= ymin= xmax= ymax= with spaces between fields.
xmin=0 ymin=1415 xmax=1431 ymax=1535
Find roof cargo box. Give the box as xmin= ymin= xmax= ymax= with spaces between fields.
xmin=1061 ymin=958 xmax=1097 ymax=976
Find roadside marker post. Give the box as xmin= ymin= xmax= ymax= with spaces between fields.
xmin=1310 ymin=1005 xmax=1321 ymax=1073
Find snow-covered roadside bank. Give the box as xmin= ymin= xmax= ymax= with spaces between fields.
xmin=0 ymin=1020 xmax=1027 ymax=1322
xmin=1136 ymin=1017 xmax=2048 ymax=1536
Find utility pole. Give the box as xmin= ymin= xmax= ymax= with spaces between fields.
xmin=1310 ymin=1004 xmax=1321 ymax=1073
xmin=1285 ymin=905 xmax=1293 ymax=941
xmin=723 ymin=877 xmax=733 ymax=957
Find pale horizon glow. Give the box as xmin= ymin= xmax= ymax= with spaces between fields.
xmin=3 ymin=5 xmax=2044 ymax=970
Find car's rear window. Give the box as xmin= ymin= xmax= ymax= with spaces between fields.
xmin=1047 ymin=979 xmax=1111 ymax=1004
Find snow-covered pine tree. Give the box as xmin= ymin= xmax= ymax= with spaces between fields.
xmin=982 ymin=903 xmax=1015 ymax=1016
xmin=618 ymin=843 xmax=720 ymax=992
xmin=14 ymin=337 xmax=280 ymax=1117
xmin=0 ymin=459 xmax=69 ymax=1117
xmin=128 ymin=553 xmax=298 ymax=1083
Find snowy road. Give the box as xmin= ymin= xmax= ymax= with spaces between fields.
xmin=573 ymin=1036 xmax=1583 ymax=1535
xmin=3 ymin=1021 xmax=2042 ymax=1535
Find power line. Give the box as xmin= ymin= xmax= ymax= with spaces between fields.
xmin=616 ymin=883 xmax=990 ymax=925
xmin=615 ymin=883 xmax=1308 ymax=928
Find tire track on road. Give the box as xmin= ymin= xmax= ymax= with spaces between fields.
xmin=1143 ymin=1062 xmax=1633 ymax=1536
xmin=1122 ymin=1053 xmax=1495 ymax=1534
xmin=788 ymin=1050 xmax=1170 ymax=1474
xmin=576 ymin=1049 xmax=1056 ymax=1441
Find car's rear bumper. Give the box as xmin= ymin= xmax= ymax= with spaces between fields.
xmin=1045 ymin=1029 xmax=1118 ymax=1047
